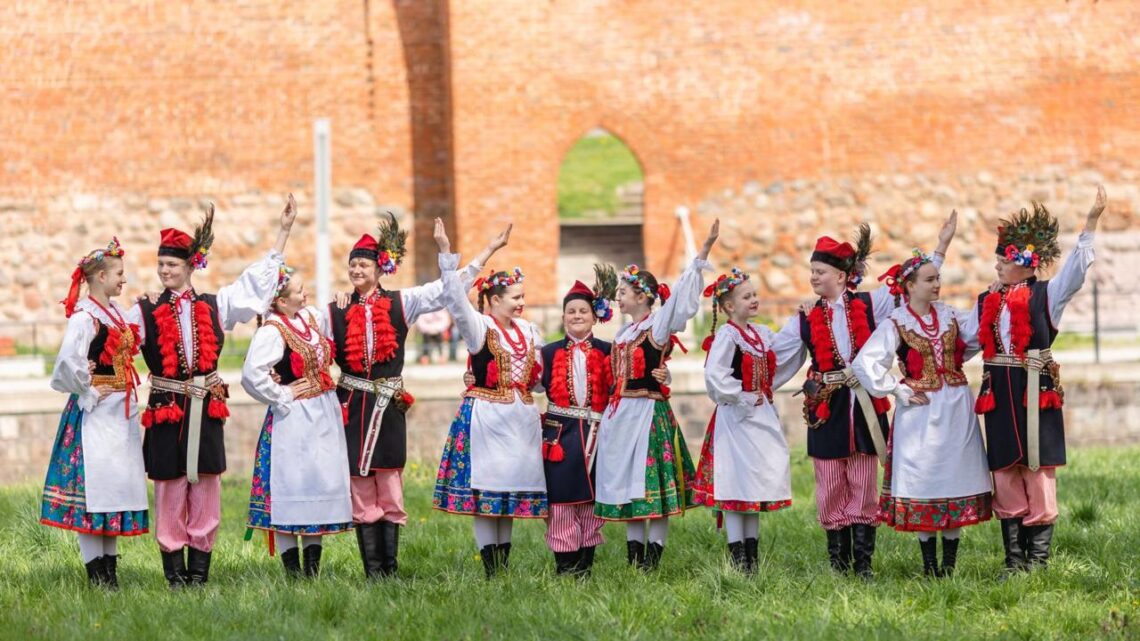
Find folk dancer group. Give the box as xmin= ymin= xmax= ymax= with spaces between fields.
xmin=39 ymin=185 xmax=1107 ymax=586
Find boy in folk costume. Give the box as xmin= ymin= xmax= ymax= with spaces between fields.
xmin=692 ymin=269 xmax=805 ymax=574
xmin=127 ymin=198 xmax=297 ymax=587
xmin=42 ymin=239 xmax=149 ymax=588
xmin=539 ymin=273 xmax=615 ymax=576
xmin=786 ymin=217 xmax=956 ymax=579
xmin=972 ymin=186 xmax=1105 ymax=574
xmin=327 ymin=215 xmax=507 ymax=578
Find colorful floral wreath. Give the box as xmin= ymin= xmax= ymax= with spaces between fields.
xmin=79 ymin=237 xmax=126 ymax=268
xmin=474 ymin=267 xmax=525 ymax=292
xmin=274 ymin=265 xmax=296 ymax=297
xmin=878 ymin=249 xmax=932 ymax=297
xmin=703 ymin=268 xmax=750 ymax=300
xmin=378 ymin=249 xmax=400 ymax=275
xmin=1003 ymin=244 xmax=1039 ymax=268
xmin=620 ymin=264 xmax=656 ymax=299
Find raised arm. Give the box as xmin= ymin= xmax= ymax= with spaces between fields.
xmin=870 ymin=210 xmax=956 ymax=321
xmin=402 ymin=223 xmax=512 ymax=322
xmin=1047 ymin=185 xmax=1103 ymax=325
xmin=649 ymin=219 xmax=718 ymax=344
xmin=216 ymin=197 xmax=295 ymax=329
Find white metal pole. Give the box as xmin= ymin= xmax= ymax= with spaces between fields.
xmin=314 ymin=118 xmax=332 ymax=306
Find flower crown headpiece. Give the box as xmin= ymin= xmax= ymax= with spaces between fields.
xmin=79 ymin=237 xmax=126 ymax=268
xmin=620 ymin=264 xmax=671 ymax=302
xmin=474 ymin=267 xmax=525 ymax=292
xmin=878 ymin=249 xmax=932 ymax=297
xmin=274 ymin=265 xmax=295 ymax=297
xmin=703 ymin=268 xmax=750 ymax=301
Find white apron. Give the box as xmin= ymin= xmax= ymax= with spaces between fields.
xmin=81 ymin=391 xmax=148 ymax=513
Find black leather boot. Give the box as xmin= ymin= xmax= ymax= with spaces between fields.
xmin=826 ymin=528 xmax=851 ymax=574
xmin=554 ymin=551 xmax=580 ymax=575
xmin=85 ymin=556 xmax=105 ymax=587
xmin=919 ymin=538 xmax=940 ymax=578
xmin=280 ymin=547 xmax=301 ymax=578
xmin=575 ymin=546 xmax=596 ymax=577
xmin=999 ymin=518 xmax=1027 ymax=576
xmin=496 ymin=542 xmax=512 ymax=571
xmin=161 ymin=549 xmax=188 ymax=588
xmin=356 ymin=522 xmax=384 ymax=579
xmin=727 ymin=541 xmax=747 ymax=571
xmin=626 ymin=540 xmax=645 ymax=566
xmin=743 ymin=537 xmax=759 ymax=575
xmin=186 ymin=547 xmax=211 ymax=585
xmin=103 ymin=554 xmax=119 ymax=589
xmin=303 ymin=545 xmax=322 ymax=578
xmin=642 ymin=542 xmax=664 ymax=571
xmin=941 ymin=536 xmax=959 ymax=577
xmin=852 ymin=524 xmax=876 ymax=581
xmin=378 ymin=521 xmax=400 ymax=577
xmin=1026 ymin=524 xmax=1054 ymax=569
xmin=480 ymin=544 xmax=498 ymax=578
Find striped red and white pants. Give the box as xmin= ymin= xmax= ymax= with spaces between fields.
xmin=812 ymin=454 xmax=879 ymax=530
xmin=154 ymin=474 xmax=222 ymax=553
xmin=545 ymin=503 xmax=605 ymax=553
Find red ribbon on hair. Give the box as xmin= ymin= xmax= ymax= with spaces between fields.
xmin=61 ymin=267 xmax=85 ymax=318
xmin=878 ymin=265 xmax=904 ymax=297
xmin=657 ymin=283 xmax=671 ymax=303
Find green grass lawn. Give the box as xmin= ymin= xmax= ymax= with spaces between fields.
xmin=1 ymin=448 xmax=1138 ymax=640
xmin=558 ymin=132 xmax=643 ymax=219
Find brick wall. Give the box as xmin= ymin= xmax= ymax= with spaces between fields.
xmin=1 ymin=0 xmax=1138 ymax=322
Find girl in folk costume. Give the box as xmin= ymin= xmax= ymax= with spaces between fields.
xmin=42 ymin=239 xmax=148 ymax=588
xmin=327 ymin=215 xmax=506 ymax=579
xmin=126 ymin=196 xmax=297 ymax=587
xmin=972 ymin=186 xmax=1105 ymax=574
xmin=853 ymin=245 xmax=992 ymax=579
xmin=594 ymin=220 xmax=720 ymax=572
xmin=692 ymin=269 xmax=805 ymax=574
xmin=431 ymin=219 xmax=547 ymax=578
xmin=786 ymin=215 xmax=956 ymax=579
xmin=243 ymin=267 xmax=353 ymax=578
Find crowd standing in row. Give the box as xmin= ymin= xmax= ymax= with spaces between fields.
xmin=40 ymin=184 xmax=1107 ymax=587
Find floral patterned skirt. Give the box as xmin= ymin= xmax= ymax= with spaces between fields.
xmin=692 ymin=413 xmax=792 ymax=514
xmin=878 ymin=447 xmax=993 ymax=532
xmin=247 ymin=410 xmax=353 ymax=536
xmin=40 ymin=396 xmax=149 ymax=536
xmin=432 ymin=398 xmax=549 ymax=518
xmin=594 ymin=401 xmax=698 ymax=521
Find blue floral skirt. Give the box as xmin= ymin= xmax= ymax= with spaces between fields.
xmin=432 ymin=398 xmax=548 ymax=518
xmin=40 ymin=396 xmax=149 ymax=536
xmin=246 ymin=410 xmax=353 ymax=535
